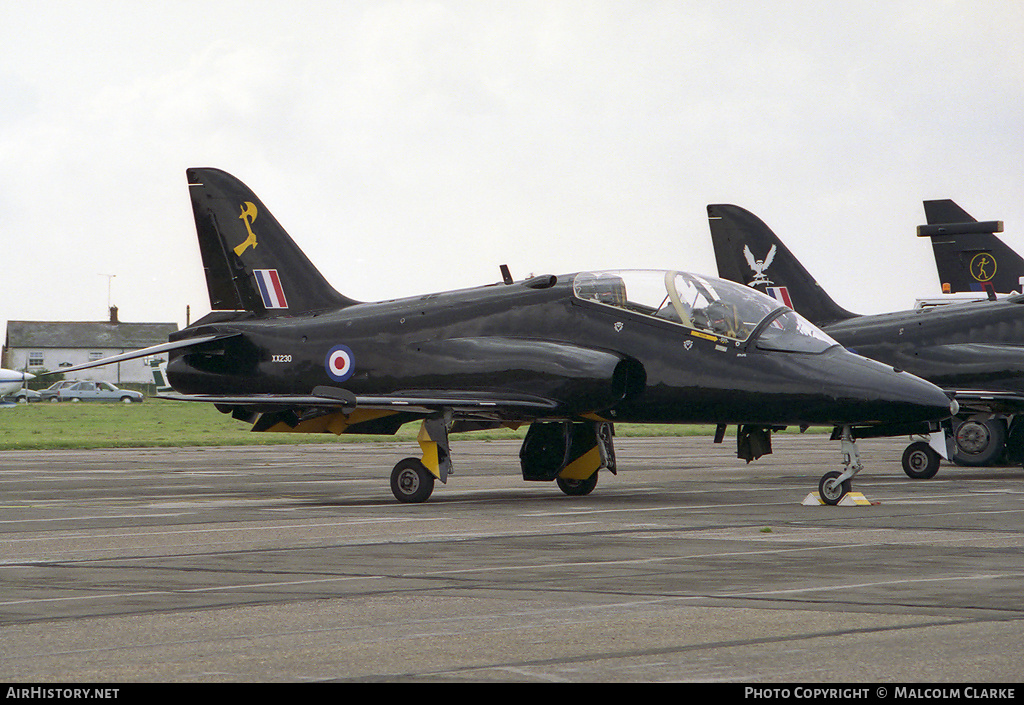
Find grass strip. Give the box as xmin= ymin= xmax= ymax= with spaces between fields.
xmin=0 ymin=399 xmax=828 ymax=451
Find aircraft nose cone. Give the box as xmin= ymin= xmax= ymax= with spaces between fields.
xmin=895 ymin=373 xmax=957 ymax=423
xmin=832 ymin=353 xmax=954 ymax=426
xmin=772 ymin=348 xmax=954 ymax=428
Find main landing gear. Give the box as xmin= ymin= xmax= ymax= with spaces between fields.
xmin=555 ymin=474 xmax=599 ymax=496
xmin=952 ymin=416 xmax=1005 ymax=467
xmin=388 ymin=419 xmax=614 ymax=504
xmin=818 ymin=426 xmax=862 ymax=506
xmin=897 ymin=415 xmax=1015 ymax=480
xmin=390 ymin=415 xmax=450 ymax=503
xmin=901 ymin=441 xmax=941 ymax=479
xmin=900 ymin=421 xmax=954 ymax=480
xmin=390 ymin=458 xmax=435 ymax=503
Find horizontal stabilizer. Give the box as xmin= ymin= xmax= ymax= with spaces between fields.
xmin=918 ymin=221 xmax=1003 ymax=237
xmin=36 ymin=334 xmax=239 ymax=376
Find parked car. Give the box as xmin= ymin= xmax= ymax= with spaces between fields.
xmin=2 ymin=388 xmax=41 ymax=403
xmin=39 ymin=380 xmax=77 ymax=402
xmin=56 ymin=381 xmax=144 ymax=403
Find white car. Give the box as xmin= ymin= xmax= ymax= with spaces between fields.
xmin=57 ymin=381 xmax=144 ymax=403
xmin=40 ymin=380 xmax=77 ymax=402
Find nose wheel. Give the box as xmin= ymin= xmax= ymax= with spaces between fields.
xmin=818 ymin=426 xmax=862 ymax=505
xmin=818 ymin=470 xmax=851 ymax=505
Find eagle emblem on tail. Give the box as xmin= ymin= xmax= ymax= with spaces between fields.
xmin=743 ymin=244 xmax=775 ymax=286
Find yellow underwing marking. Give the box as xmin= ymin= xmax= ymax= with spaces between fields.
xmin=558 ymin=446 xmax=602 ymax=480
xmin=326 ymin=409 xmax=397 ymax=434
xmin=261 ymin=409 xmax=397 ymax=435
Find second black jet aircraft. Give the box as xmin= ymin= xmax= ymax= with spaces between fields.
xmin=58 ymin=170 xmax=955 ymax=504
xmin=709 ymin=203 xmax=1024 ymax=477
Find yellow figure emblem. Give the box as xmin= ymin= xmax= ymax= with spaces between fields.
xmin=234 ymin=201 xmax=258 ymax=256
xmin=970 ymin=253 xmax=996 ymax=282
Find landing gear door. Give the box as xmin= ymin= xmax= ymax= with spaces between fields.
xmin=520 ymin=421 xmax=615 ymax=482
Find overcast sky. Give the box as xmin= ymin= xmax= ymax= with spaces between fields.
xmin=2 ymin=0 xmax=1022 ymax=337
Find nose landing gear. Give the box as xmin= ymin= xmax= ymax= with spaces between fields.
xmin=818 ymin=426 xmax=862 ymax=506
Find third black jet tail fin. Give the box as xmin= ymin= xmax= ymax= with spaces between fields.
xmin=923 ymin=199 xmax=977 ymax=225
xmin=918 ymin=199 xmax=1015 ymax=295
xmin=707 ymin=204 xmax=858 ymax=326
xmin=187 ymin=168 xmax=359 ymax=317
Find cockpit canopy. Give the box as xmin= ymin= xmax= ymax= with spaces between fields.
xmin=572 ymin=270 xmax=838 ymax=353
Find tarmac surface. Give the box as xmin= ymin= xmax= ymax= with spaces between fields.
xmin=1 ymin=435 xmax=1023 ymax=683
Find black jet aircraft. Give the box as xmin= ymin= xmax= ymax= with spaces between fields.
xmin=55 ymin=169 xmax=955 ymax=505
xmin=918 ymin=199 xmax=1016 ymax=296
xmin=709 ymin=203 xmax=1024 ymax=477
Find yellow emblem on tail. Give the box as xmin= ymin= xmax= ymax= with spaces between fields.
xmin=970 ymin=252 xmax=996 ymax=282
xmin=234 ymin=201 xmax=258 ymax=256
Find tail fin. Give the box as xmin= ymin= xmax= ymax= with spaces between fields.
xmin=187 ymin=168 xmax=358 ymax=316
xmin=707 ymin=204 xmax=858 ymax=326
xmin=923 ymin=199 xmax=977 ymax=225
xmin=918 ymin=199 xmax=1016 ymax=295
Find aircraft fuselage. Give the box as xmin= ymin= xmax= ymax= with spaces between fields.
xmin=168 ymin=273 xmax=953 ymax=431
xmin=825 ymin=297 xmax=1024 ymax=396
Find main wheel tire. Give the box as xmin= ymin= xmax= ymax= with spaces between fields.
xmin=818 ymin=470 xmax=850 ymax=506
xmin=952 ymin=418 xmax=1005 ymax=466
xmin=902 ymin=441 xmax=940 ymax=479
xmin=556 ymin=473 xmax=598 ymax=497
xmin=390 ymin=458 xmax=435 ymax=504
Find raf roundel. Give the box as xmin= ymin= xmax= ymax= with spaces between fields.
xmin=325 ymin=345 xmax=355 ymax=382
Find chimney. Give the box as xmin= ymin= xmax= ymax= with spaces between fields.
xmin=109 ymin=306 xmax=119 ymax=324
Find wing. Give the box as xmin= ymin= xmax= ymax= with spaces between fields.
xmin=945 ymin=390 xmax=1024 ymax=416
xmin=159 ymin=388 xmax=559 ymax=417
xmin=161 ymin=388 xmax=564 ymax=438
xmin=763 ymin=244 xmax=776 ymax=269
xmin=883 ymin=343 xmax=1024 ymax=416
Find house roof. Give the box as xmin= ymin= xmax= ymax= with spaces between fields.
xmin=5 ymin=321 xmax=178 ymax=350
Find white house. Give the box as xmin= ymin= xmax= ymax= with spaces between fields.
xmin=3 ymin=310 xmax=177 ymax=385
